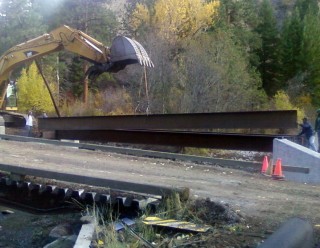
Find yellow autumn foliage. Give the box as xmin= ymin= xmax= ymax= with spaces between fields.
xmin=17 ymin=62 xmax=55 ymax=114
xmin=131 ymin=0 xmax=220 ymax=41
xmin=273 ymin=90 xmax=305 ymax=121
xmin=131 ymin=3 xmax=150 ymax=30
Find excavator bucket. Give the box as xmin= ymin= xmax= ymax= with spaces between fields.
xmin=86 ymin=36 xmax=153 ymax=78
xmin=109 ymin=36 xmax=154 ymax=71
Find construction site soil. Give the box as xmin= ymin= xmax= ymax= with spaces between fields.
xmin=0 ymin=132 xmax=320 ymax=247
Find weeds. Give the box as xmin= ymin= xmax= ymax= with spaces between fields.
xmin=81 ymin=192 xmax=243 ymax=247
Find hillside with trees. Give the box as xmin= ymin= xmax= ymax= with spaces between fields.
xmin=0 ymin=0 xmax=319 ymax=121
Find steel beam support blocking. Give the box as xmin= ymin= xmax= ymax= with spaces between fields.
xmin=56 ymin=130 xmax=291 ymax=152
xmin=0 ymin=163 xmax=190 ymax=200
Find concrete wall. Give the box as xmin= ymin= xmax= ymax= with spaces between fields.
xmin=273 ymin=139 xmax=320 ymax=184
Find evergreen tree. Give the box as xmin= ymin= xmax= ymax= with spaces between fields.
xmin=217 ymin=0 xmax=261 ymax=68
xmin=301 ymin=11 xmax=320 ymax=105
xmin=281 ymin=8 xmax=304 ymax=82
xmin=0 ymin=0 xmax=46 ymax=55
xmin=280 ymin=0 xmax=320 ymax=105
xmin=35 ymin=0 xmax=119 ymax=43
xmin=295 ymin=0 xmax=319 ymax=18
xmin=66 ymin=57 xmax=85 ymax=98
xmin=255 ymin=0 xmax=282 ymax=96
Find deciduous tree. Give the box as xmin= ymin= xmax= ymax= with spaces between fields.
xmin=129 ymin=0 xmax=220 ymax=43
xmin=180 ymin=32 xmax=266 ymax=112
xmin=17 ymin=62 xmax=55 ymax=113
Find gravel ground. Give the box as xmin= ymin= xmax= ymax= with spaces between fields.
xmin=1 ymin=133 xmax=320 ymax=247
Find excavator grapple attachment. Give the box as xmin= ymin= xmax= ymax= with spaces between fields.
xmin=110 ymin=36 xmax=154 ymax=68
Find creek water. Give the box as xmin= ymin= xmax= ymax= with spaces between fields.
xmin=0 ymin=204 xmax=81 ymax=248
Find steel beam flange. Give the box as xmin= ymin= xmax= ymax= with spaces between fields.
xmin=39 ymin=185 xmax=54 ymax=194
xmin=94 ymin=194 xmax=111 ymax=204
xmin=81 ymin=192 xmax=96 ymax=204
xmin=71 ymin=189 xmax=85 ymax=199
xmin=17 ymin=181 xmax=29 ymax=190
xmin=28 ymin=183 xmax=41 ymax=192
xmin=132 ymin=198 xmax=160 ymax=211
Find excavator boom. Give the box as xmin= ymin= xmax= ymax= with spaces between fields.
xmin=0 ymin=25 xmax=153 ymax=108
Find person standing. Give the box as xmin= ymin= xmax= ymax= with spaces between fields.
xmin=315 ymin=109 xmax=320 ymax=152
xmin=25 ymin=111 xmax=33 ymax=137
xmin=298 ymin=117 xmax=317 ymax=151
xmin=41 ymin=111 xmax=48 ymax=118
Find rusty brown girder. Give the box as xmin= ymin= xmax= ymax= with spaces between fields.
xmin=38 ymin=110 xmax=297 ymax=131
xmin=38 ymin=111 xmax=297 ymax=152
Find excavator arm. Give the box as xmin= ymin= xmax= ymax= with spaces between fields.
xmin=0 ymin=25 xmax=153 ymax=108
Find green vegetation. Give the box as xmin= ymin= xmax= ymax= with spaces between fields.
xmin=83 ymin=193 xmax=249 ymax=247
xmin=0 ymin=0 xmax=319 ymax=120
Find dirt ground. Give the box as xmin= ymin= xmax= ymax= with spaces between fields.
xmin=1 ymin=138 xmax=320 ymax=247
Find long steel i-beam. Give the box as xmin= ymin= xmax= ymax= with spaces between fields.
xmin=38 ymin=110 xmax=297 ymax=130
xmin=38 ymin=111 xmax=297 ymax=152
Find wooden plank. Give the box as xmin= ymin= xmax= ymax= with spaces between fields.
xmin=282 ymin=165 xmax=310 ymax=174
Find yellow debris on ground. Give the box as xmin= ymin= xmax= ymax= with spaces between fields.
xmin=143 ymin=216 xmax=211 ymax=232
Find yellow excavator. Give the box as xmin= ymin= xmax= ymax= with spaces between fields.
xmin=0 ymin=25 xmax=153 ymax=110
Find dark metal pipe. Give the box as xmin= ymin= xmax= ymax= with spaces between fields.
xmin=257 ymin=218 xmax=314 ymax=248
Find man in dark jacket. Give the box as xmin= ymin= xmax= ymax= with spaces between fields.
xmin=315 ymin=109 xmax=320 ymax=152
xmin=298 ymin=117 xmax=317 ymax=151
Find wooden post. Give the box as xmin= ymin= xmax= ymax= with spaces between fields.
xmin=35 ymin=60 xmax=61 ymax=117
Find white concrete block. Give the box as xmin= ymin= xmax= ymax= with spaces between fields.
xmin=273 ymin=139 xmax=320 ymax=184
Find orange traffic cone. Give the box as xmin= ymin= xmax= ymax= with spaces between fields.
xmin=261 ymin=156 xmax=269 ymax=174
xmin=272 ymin=158 xmax=285 ymax=180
